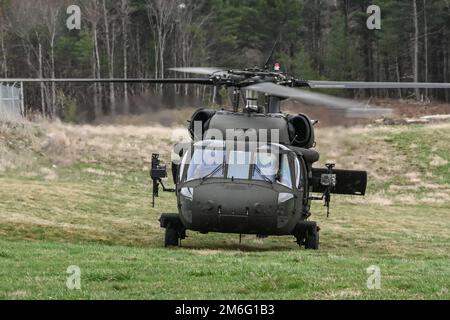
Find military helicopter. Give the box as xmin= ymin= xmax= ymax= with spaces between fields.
xmin=146 ymin=62 xmax=450 ymax=249
xmin=4 ymin=57 xmax=450 ymax=250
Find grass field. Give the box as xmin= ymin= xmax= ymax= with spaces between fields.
xmin=0 ymin=120 xmax=449 ymax=300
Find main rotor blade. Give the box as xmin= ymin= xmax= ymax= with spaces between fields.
xmin=246 ymin=82 xmax=364 ymax=108
xmin=169 ymin=67 xmax=227 ymax=76
xmin=308 ymin=81 xmax=450 ymax=89
xmin=246 ymin=82 xmax=392 ymax=117
xmin=0 ymin=78 xmax=214 ymax=85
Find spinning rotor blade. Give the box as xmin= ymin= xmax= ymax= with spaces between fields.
xmin=247 ymin=82 xmax=366 ymax=108
xmin=0 ymin=78 xmax=214 ymax=85
xmin=246 ymin=82 xmax=392 ymax=117
xmin=169 ymin=67 xmax=227 ymax=76
xmin=343 ymin=107 xmax=393 ymax=118
xmin=308 ymin=81 xmax=450 ymax=89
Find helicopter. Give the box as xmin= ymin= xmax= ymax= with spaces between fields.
xmin=147 ymin=63 xmax=450 ymax=250
xmin=3 ymin=59 xmax=450 ymax=250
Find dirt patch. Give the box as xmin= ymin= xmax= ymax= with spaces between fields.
xmin=322 ymin=288 xmax=363 ymax=299
xmin=41 ymin=132 xmax=70 ymax=154
xmin=191 ymin=249 xmax=223 ymax=256
xmin=315 ymin=125 xmax=407 ymax=182
xmin=0 ymin=121 xmax=42 ymax=172
xmin=430 ymin=156 xmax=448 ymax=167
xmin=83 ymin=168 xmax=124 ymax=178
xmin=36 ymin=121 xmax=186 ymax=167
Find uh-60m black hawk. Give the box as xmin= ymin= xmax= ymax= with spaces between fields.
xmin=5 ymin=59 xmax=450 ymax=250
xmin=146 ymin=63 xmax=450 ymax=250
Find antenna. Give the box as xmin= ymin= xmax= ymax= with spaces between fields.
xmin=263 ymin=37 xmax=280 ymax=70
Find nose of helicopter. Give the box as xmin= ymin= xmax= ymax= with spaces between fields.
xmin=187 ymin=182 xmax=287 ymax=234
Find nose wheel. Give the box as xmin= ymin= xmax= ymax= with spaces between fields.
xmin=294 ymin=221 xmax=320 ymax=250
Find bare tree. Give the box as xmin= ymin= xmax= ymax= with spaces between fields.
xmin=10 ymin=0 xmax=48 ymax=115
xmin=38 ymin=41 xmax=46 ymax=115
xmin=395 ymin=53 xmax=402 ymax=99
xmin=146 ymin=0 xmax=178 ymax=94
xmin=42 ymin=0 xmax=62 ymax=117
xmin=121 ymin=0 xmax=130 ymax=112
xmin=0 ymin=4 xmax=8 ymax=77
xmin=102 ymin=0 xmax=116 ymax=114
xmin=423 ymin=0 xmax=429 ymax=99
xmin=413 ymin=0 xmax=420 ymax=100
xmin=84 ymin=0 xmax=103 ymax=118
xmin=174 ymin=1 xmax=211 ymax=97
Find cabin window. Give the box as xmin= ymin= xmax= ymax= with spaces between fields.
xmin=277 ymin=154 xmax=293 ymax=189
xmin=179 ymin=152 xmax=189 ymax=182
xmin=252 ymin=151 xmax=278 ymax=183
xmin=295 ymin=157 xmax=301 ymax=188
xmin=186 ymin=148 xmax=225 ymax=181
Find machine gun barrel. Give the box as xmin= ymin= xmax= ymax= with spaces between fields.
xmin=150 ymin=154 xmax=176 ymax=208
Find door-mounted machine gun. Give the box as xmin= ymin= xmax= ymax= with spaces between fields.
xmin=321 ymin=163 xmax=336 ymax=217
xmin=310 ymin=163 xmax=336 ymax=217
xmin=310 ymin=163 xmax=367 ymax=218
xmin=150 ymin=154 xmax=175 ymax=207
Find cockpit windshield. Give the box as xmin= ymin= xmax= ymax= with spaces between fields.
xmin=183 ymin=143 xmax=293 ymax=189
xmin=227 ymin=150 xmax=252 ymax=179
xmin=186 ymin=148 xmax=225 ymax=181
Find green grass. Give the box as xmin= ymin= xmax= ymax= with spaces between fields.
xmin=0 ymin=233 xmax=448 ymax=300
xmin=386 ymin=124 xmax=450 ymax=184
xmin=0 ymin=122 xmax=449 ymax=300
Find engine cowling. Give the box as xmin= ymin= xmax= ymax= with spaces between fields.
xmin=188 ymin=108 xmax=216 ymax=140
xmin=288 ymin=114 xmax=315 ymax=149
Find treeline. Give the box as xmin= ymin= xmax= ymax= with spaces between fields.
xmin=0 ymin=0 xmax=449 ymax=121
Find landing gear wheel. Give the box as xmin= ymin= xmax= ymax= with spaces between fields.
xmin=294 ymin=221 xmax=320 ymax=250
xmin=305 ymin=226 xmax=320 ymax=250
xmin=160 ymin=214 xmax=186 ymax=248
xmin=165 ymin=226 xmax=180 ymax=247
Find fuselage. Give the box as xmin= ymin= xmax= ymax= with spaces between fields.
xmin=175 ymin=140 xmax=312 ymax=236
xmin=157 ymin=109 xmax=367 ymax=248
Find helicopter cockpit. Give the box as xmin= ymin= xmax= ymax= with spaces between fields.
xmin=179 ymin=140 xmax=300 ymax=190
xmin=173 ymin=140 xmax=305 ymax=235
